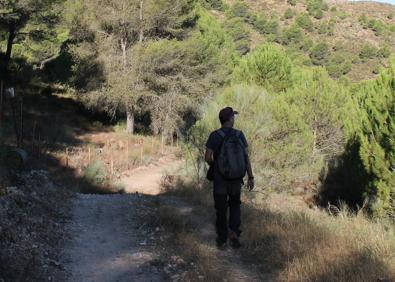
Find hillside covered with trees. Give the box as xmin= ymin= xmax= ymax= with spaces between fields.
xmin=1 ymin=0 xmax=395 ymax=281
xmin=1 ymin=0 xmax=394 ymax=215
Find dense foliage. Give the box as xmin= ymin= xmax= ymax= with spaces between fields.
xmin=1 ymin=0 xmax=394 ymax=217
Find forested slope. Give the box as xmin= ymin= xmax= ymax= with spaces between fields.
xmin=1 ymin=0 xmax=394 ymax=215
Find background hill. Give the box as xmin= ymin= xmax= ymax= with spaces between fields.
xmin=207 ymin=0 xmax=395 ymax=81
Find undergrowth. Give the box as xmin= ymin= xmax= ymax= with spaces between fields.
xmin=160 ymin=179 xmax=395 ymax=282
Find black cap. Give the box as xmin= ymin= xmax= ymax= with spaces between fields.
xmin=219 ymin=107 xmax=239 ymax=124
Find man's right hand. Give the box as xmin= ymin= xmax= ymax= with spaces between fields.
xmin=247 ymin=178 xmax=254 ymax=191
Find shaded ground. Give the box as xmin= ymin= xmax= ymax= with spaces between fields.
xmin=0 ymin=170 xmax=72 ymax=282
xmin=62 ymin=194 xmax=164 ymax=282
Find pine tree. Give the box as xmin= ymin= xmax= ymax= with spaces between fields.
xmin=232 ymin=44 xmax=293 ymax=92
xmin=0 ymin=0 xmax=66 ymax=80
xmin=357 ymin=60 xmax=395 ymax=216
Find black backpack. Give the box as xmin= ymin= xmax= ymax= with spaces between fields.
xmin=216 ymin=129 xmax=247 ymax=180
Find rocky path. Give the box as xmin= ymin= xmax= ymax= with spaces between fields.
xmin=60 ymin=157 xmax=263 ymax=282
xmin=62 ymin=194 xmax=163 ymax=282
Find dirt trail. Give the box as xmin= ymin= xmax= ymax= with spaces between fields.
xmin=62 ymin=194 xmax=163 ymax=282
xmin=121 ymin=156 xmax=183 ymax=195
xmin=61 ymin=157 xmax=263 ymax=281
xmin=61 ymin=158 xmax=183 ymax=282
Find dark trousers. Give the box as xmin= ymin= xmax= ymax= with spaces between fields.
xmin=213 ymin=192 xmax=241 ymax=243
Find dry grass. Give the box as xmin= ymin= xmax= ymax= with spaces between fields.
xmin=144 ymin=199 xmax=230 ymax=281
xmin=161 ymin=179 xmax=395 ymax=282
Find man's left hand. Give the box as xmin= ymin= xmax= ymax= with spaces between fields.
xmin=247 ymin=178 xmax=254 ymax=191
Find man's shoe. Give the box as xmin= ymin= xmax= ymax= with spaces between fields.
xmin=229 ymin=231 xmax=242 ymax=249
xmin=229 ymin=237 xmax=242 ymax=249
xmin=216 ymin=239 xmax=227 ymax=250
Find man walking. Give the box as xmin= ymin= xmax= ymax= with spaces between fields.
xmin=205 ymin=107 xmax=254 ymax=249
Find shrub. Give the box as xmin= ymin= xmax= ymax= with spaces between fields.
xmin=202 ymin=0 xmax=225 ymax=11
xmin=232 ymin=44 xmax=294 ymax=92
xmin=372 ymin=66 xmax=380 ymax=74
xmin=296 ymin=13 xmax=314 ymax=31
xmin=318 ymin=22 xmax=327 ymax=34
xmin=378 ymin=46 xmax=391 ymax=58
xmin=195 ymin=67 xmax=351 ymax=191
xmin=229 ymin=0 xmax=250 ymax=19
xmin=368 ymin=19 xmax=385 ymax=36
xmin=313 ymin=9 xmax=324 ymax=20
xmin=306 ymin=0 xmax=327 ymax=19
xmin=327 ymin=21 xmax=335 ymax=36
xmin=358 ymin=14 xmax=369 ymax=29
xmin=191 ymin=85 xmax=315 ymax=191
xmin=337 ymin=10 xmax=348 ymax=20
xmin=301 ymin=37 xmax=313 ymax=52
xmin=309 ymin=42 xmax=330 ymax=65
xmin=225 ymin=17 xmax=251 ymax=55
xmin=359 ymin=44 xmax=378 ymax=60
xmin=387 ymin=13 xmax=394 ymax=20
xmin=252 ymin=14 xmax=279 ymax=35
xmin=330 ymin=6 xmax=337 ymax=12
xmin=287 ymin=0 xmax=297 ymax=6
xmin=326 ymin=54 xmax=352 ymax=78
xmin=281 ymin=24 xmax=304 ymax=45
xmin=284 ymin=8 xmax=294 ymax=19
xmin=84 ymin=160 xmax=107 ymax=186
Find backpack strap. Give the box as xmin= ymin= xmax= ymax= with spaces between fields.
xmin=216 ymin=129 xmax=226 ymax=139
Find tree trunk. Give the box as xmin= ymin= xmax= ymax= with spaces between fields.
xmin=120 ymin=37 xmax=127 ymax=69
xmin=0 ymin=80 xmax=4 ymax=128
xmin=139 ymin=0 xmax=144 ymax=43
xmin=2 ymin=24 xmax=16 ymax=80
xmin=126 ymin=107 xmax=134 ymax=134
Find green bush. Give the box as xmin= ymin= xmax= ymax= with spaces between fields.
xmin=313 ymin=9 xmax=324 ymax=20
xmin=372 ymin=66 xmax=380 ymax=75
xmin=232 ymin=44 xmax=293 ymax=92
xmin=287 ymin=0 xmax=297 ymax=6
xmin=309 ymin=42 xmax=330 ymax=65
xmin=252 ymin=14 xmax=279 ymax=35
xmin=296 ymin=13 xmax=314 ymax=31
xmin=378 ymin=46 xmax=391 ymax=58
xmin=359 ymin=44 xmax=378 ymax=60
xmin=301 ymin=37 xmax=313 ymax=52
xmin=191 ymin=84 xmax=315 ymax=192
xmin=358 ymin=14 xmax=369 ymax=29
xmin=84 ymin=160 xmax=107 ymax=186
xmin=281 ymin=24 xmax=304 ymax=45
xmin=330 ymin=6 xmax=337 ymax=12
xmin=202 ymin=0 xmax=225 ymax=11
xmin=368 ymin=19 xmax=385 ymax=36
xmin=193 ymin=66 xmax=351 ymax=192
xmin=225 ymin=17 xmax=251 ymax=55
xmin=326 ymin=54 xmax=352 ymax=78
xmin=284 ymin=8 xmax=294 ymax=19
xmin=318 ymin=22 xmax=335 ymax=35
xmin=229 ymin=0 xmax=250 ymax=19
xmin=306 ymin=0 xmax=327 ymax=19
